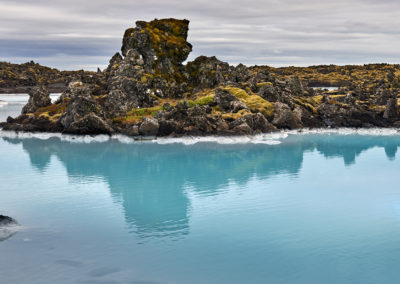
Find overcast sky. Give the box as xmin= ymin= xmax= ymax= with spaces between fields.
xmin=0 ymin=0 xmax=399 ymax=70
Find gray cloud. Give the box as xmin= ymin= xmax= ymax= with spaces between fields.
xmin=0 ymin=0 xmax=399 ymax=70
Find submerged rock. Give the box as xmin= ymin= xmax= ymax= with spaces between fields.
xmin=0 ymin=215 xmax=16 ymax=226
xmin=0 ymin=215 xmax=18 ymax=242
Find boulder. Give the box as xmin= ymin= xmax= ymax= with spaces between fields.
xmin=383 ymin=98 xmax=398 ymax=120
xmin=157 ymin=119 xmax=178 ymax=136
xmin=231 ymin=122 xmax=253 ymax=135
xmin=213 ymin=89 xmax=248 ymax=112
xmin=123 ymin=125 xmax=140 ymax=136
xmin=139 ymin=117 xmax=159 ymax=136
xmin=186 ymin=56 xmax=252 ymax=90
xmin=272 ymin=102 xmax=302 ymax=129
xmin=66 ymin=113 xmax=114 ymax=135
xmin=60 ymin=94 xmax=100 ymax=130
xmin=244 ymin=113 xmax=277 ymax=133
xmin=56 ymin=81 xmax=93 ymax=104
xmin=21 ymin=85 xmax=51 ymax=114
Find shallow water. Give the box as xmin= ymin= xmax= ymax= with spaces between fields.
xmin=1 ymin=98 xmax=400 ymax=283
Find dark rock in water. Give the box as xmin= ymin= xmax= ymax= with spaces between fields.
xmin=21 ymin=85 xmax=51 ymax=114
xmin=0 ymin=215 xmax=18 ymax=242
xmin=0 ymin=215 xmax=16 ymax=226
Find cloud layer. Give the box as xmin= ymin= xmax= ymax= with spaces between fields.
xmin=1 ymin=0 xmax=399 ymax=70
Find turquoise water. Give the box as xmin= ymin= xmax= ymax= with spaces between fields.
xmin=1 ymin=99 xmax=400 ymax=283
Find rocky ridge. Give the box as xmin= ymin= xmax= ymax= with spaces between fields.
xmin=1 ymin=18 xmax=399 ymax=136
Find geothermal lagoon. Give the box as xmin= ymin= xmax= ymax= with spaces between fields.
xmin=1 ymin=95 xmax=400 ymax=283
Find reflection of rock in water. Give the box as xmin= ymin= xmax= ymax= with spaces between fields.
xmin=310 ymin=135 xmax=400 ymax=165
xmin=2 ymin=134 xmax=400 ymax=239
xmin=0 ymin=215 xmax=18 ymax=242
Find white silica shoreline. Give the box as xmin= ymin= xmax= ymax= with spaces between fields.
xmin=0 ymin=128 xmax=400 ymax=145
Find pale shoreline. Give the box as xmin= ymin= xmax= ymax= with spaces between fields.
xmin=1 ymin=127 xmax=399 ymax=145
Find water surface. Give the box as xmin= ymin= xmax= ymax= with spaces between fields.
xmin=1 ymin=96 xmax=400 ymax=284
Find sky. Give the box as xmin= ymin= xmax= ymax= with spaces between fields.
xmin=0 ymin=0 xmax=399 ymax=71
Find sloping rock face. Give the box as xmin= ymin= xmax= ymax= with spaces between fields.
xmin=2 ymin=18 xmax=400 ymax=136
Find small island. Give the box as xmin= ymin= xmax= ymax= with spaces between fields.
xmin=1 ymin=18 xmax=399 ymax=136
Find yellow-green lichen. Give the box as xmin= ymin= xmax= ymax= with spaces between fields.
xmin=222 ymin=86 xmax=274 ymax=118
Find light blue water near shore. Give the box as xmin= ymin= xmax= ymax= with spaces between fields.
xmin=1 ymin=98 xmax=400 ymax=283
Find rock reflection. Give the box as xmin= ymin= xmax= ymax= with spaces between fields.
xmin=2 ymin=134 xmax=399 ymax=240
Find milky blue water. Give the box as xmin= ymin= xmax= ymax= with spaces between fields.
xmin=1 ymin=97 xmax=400 ymax=284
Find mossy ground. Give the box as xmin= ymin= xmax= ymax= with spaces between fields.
xmin=32 ymin=99 xmax=70 ymax=122
xmin=222 ymin=86 xmax=274 ymax=119
xmin=254 ymin=64 xmax=400 ymax=91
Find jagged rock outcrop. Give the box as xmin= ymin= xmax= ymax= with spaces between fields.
xmin=22 ymin=85 xmax=51 ymax=113
xmin=186 ymin=56 xmax=252 ymax=91
xmin=122 ymin=19 xmax=192 ymax=73
xmin=1 ymin=18 xmax=400 ymax=136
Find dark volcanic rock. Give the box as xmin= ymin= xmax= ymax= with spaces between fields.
xmin=60 ymin=94 xmax=100 ymax=130
xmin=121 ymin=18 xmax=192 ymax=73
xmin=243 ymin=113 xmax=277 ymax=133
xmin=139 ymin=117 xmax=159 ymax=136
xmin=231 ymin=122 xmax=253 ymax=135
xmin=3 ymin=18 xmax=400 ymax=136
xmin=186 ymin=56 xmax=252 ymax=90
xmin=0 ymin=215 xmax=18 ymax=242
xmin=272 ymin=102 xmax=302 ymax=129
xmin=383 ymin=98 xmax=399 ymax=120
xmin=56 ymin=81 xmax=92 ymax=103
xmin=66 ymin=113 xmax=114 ymax=135
xmin=0 ymin=114 xmax=63 ymax=132
xmin=22 ymin=85 xmax=51 ymax=114
xmin=213 ymin=89 xmax=248 ymax=112
xmin=0 ymin=215 xmax=17 ymax=226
